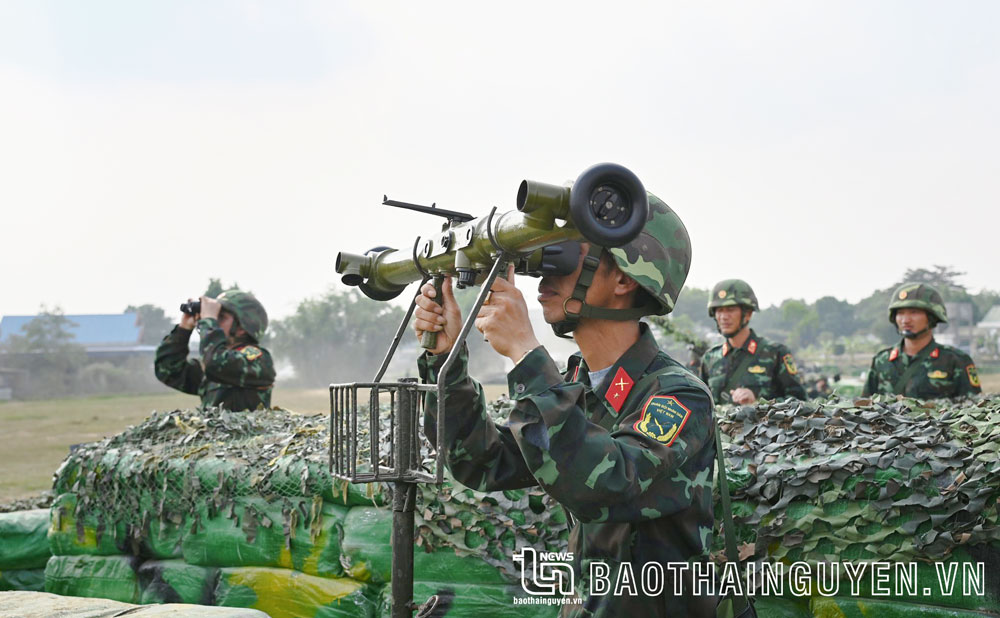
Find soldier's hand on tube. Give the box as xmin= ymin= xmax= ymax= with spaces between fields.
xmin=200 ymin=296 xmax=222 ymax=321
xmin=730 ymin=387 xmax=756 ymax=405
xmin=474 ymin=265 xmax=541 ymax=362
xmin=414 ymin=276 xmax=461 ymax=355
xmin=179 ymin=298 xmax=198 ymax=330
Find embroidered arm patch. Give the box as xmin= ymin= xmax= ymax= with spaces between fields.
xmin=967 ymin=364 xmax=981 ymax=388
xmin=633 ymin=395 xmax=691 ymax=446
xmin=782 ymin=354 xmax=798 ymax=375
xmin=241 ymin=346 xmax=263 ymax=362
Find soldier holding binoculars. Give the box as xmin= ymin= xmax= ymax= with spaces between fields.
xmin=154 ymin=290 xmax=275 ymax=411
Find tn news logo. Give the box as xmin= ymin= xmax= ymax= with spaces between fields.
xmin=513 ymin=547 xmax=575 ymax=596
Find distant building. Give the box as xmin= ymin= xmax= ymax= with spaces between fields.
xmin=0 ymin=313 xmax=157 ymax=359
xmin=936 ymin=302 xmax=975 ymax=354
xmin=976 ymin=306 xmax=1000 ymax=360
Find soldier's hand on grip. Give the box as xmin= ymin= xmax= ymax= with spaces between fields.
xmin=414 ymin=276 xmax=461 ymax=355
xmin=474 ymin=265 xmax=541 ymax=362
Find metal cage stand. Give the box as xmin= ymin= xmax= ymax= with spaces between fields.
xmin=330 ymin=255 xmax=510 ymax=618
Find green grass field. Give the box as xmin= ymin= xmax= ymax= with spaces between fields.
xmin=0 ymin=376 xmax=995 ymax=503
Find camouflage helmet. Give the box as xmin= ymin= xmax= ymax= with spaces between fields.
xmin=605 ymin=192 xmax=692 ymax=315
xmin=217 ymin=289 xmax=269 ymax=341
xmin=888 ymin=282 xmax=948 ymax=325
xmin=707 ymin=279 xmax=759 ymax=316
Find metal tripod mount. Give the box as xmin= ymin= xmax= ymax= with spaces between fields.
xmin=330 ymin=254 xmax=511 ymax=618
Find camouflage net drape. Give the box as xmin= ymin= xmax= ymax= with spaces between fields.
xmin=718 ymin=394 xmax=1000 ymax=564
xmin=52 ymin=394 xmax=1000 ymax=576
xmin=51 ymin=399 xmax=569 ymax=578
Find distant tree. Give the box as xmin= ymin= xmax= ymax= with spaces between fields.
xmin=0 ymin=306 xmax=87 ymax=398
xmin=898 ymin=265 xmax=966 ymax=292
xmin=671 ymin=286 xmax=711 ymax=332
xmin=125 ymin=304 xmax=174 ymax=345
xmin=204 ymin=278 xmax=241 ymax=297
xmin=814 ymin=296 xmax=856 ymax=338
xmin=271 ymin=288 xmax=405 ymax=386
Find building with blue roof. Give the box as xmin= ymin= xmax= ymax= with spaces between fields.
xmin=0 ymin=313 xmax=157 ymax=357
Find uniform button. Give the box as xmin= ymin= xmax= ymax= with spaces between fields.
xmin=515 ymin=384 xmax=526 ymax=394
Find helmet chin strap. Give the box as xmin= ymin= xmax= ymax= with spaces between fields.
xmin=900 ymin=326 xmax=931 ymax=339
xmin=714 ymin=308 xmax=751 ymax=341
xmin=551 ymin=245 xmax=657 ymax=338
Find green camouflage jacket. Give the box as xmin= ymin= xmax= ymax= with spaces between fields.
xmin=862 ymin=338 xmax=981 ymax=399
xmin=699 ymin=329 xmax=807 ymax=403
xmin=154 ymin=319 xmax=275 ymax=411
xmin=419 ymin=324 xmax=717 ymax=617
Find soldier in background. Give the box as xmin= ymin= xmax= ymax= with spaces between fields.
xmin=862 ymin=283 xmax=981 ymax=399
xmin=414 ymin=196 xmax=717 ymax=617
xmin=700 ymin=279 xmax=807 ymax=404
xmin=155 ymin=289 xmax=275 ymax=411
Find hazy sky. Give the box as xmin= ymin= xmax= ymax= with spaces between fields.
xmin=1 ymin=1 xmax=997 ymax=322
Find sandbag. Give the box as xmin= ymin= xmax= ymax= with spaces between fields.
xmin=379 ymin=581 xmax=556 ymax=618
xmin=182 ymin=497 xmax=348 ymax=577
xmin=137 ymin=559 xmax=217 ymax=605
xmin=44 ymin=554 xmax=141 ymax=604
xmin=214 ymin=566 xmax=376 ymax=618
xmin=0 ymin=510 xmax=50 ymax=569
xmin=341 ymin=506 xmax=510 ymax=585
xmin=0 ymin=569 xmax=45 ymax=592
xmin=47 ymin=493 xmax=129 ymax=557
xmin=810 ymin=596 xmax=998 ymax=617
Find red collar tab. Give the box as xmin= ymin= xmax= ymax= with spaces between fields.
xmin=889 ymin=348 xmax=899 ymax=362
xmin=930 ymin=347 xmax=940 ymax=359
xmin=605 ymin=366 xmax=634 ymax=413
xmin=747 ymin=340 xmax=758 ymax=355
xmin=722 ymin=342 xmax=730 ymax=357
xmin=571 ymin=365 xmax=581 ymax=382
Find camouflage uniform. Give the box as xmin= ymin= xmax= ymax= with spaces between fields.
xmin=862 ymin=338 xmax=980 ymax=399
xmin=699 ymin=330 xmax=806 ymax=403
xmin=420 ymin=192 xmax=717 ymax=617
xmin=862 ymin=283 xmax=981 ymax=399
xmin=701 ymin=280 xmax=806 ymax=403
xmin=155 ymin=290 xmax=275 ymax=411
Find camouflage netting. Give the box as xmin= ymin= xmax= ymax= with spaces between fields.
xmin=717 ymin=395 xmax=1000 ymax=565
xmin=2 ymin=394 xmax=996 ymax=616
xmin=43 ymin=402 xmax=568 ymax=617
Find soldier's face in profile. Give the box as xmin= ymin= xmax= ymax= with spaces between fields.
xmin=895 ymin=307 xmax=929 ymax=336
xmin=536 ymin=243 xmax=620 ymax=324
xmin=714 ymin=305 xmax=747 ymax=337
xmin=218 ymin=310 xmax=241 ymax=340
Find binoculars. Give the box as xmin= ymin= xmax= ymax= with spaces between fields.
xmin=179 ymin=300 xmax=202 ymax=316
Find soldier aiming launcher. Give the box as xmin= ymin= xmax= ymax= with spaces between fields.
xmin=330 ymin=163 xmax=650 ymax=617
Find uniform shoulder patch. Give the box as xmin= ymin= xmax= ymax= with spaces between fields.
xmin=747 ymin=365 xmax=766 ymax=374
xmin=633 ymin=395 xmax=691 ymax=446
xmin=927 ymin=370 xmax=948 ymax=380
xmin=240 ymin=346 xmax=263 ymax=362
xmin=967 ymin=364 xmax=981 ymax=388
xmin=782 ymin=354 xmax=798 ymax=375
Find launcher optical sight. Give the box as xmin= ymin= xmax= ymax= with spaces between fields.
xmin=335 ymin=163 xmax=650 ymax=301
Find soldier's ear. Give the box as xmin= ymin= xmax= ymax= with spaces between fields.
xmin=614 ymin=272 xmax=639 ymax=297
